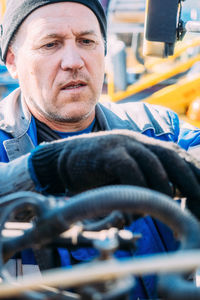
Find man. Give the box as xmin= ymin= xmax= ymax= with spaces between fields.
xmin=0 ymin=0 xmax=200 ymax=298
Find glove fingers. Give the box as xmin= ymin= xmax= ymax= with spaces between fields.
xmin=106 ymin=149 xmax=148 ymax=187
xmin=58 ymin=149 xmax=113 ymax=193
xmin=179 ymin=149 xmax=200 ymax=184
xmin=127 ymin=141 xmax=173 ymax=196
xmin=146 ymin=145 xmax=200 ymax=201
xmin=106 ymin=144 xmax=173 ymax=196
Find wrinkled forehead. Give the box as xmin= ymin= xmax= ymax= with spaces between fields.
xmin=17 ymin=2 xmax=102 ymax=38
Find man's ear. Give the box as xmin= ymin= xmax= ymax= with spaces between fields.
xmin=6 ymin=47 xmax=18 ymax=79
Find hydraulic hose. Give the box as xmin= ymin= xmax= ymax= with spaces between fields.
xmin=2 ymin=185 xmax=200 ymax=299
xmin=158 ymin=273 xmax=200 ymax=300
xmin=3 ymin=185 xmax=200 ymax=257
xmin=0 ymin=192 xmax=48 ymax=281
xmin=82 ymin=210 xmax=125 ymax=231
xmin=0 ymin=191 xmax=48 ymax=221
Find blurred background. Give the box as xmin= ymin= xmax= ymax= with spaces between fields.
xmin=1 ymin=0 xmax=200 ymax=127
xmin=100 ymin=0 xmax=200 ymax=128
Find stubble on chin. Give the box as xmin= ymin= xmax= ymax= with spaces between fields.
xmin=27 ymin=95 xmax=97 ymax=124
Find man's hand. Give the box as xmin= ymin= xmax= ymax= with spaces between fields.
xmin=29 ymin=130 xmax=200 ymax=214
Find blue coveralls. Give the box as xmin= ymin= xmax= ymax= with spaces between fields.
xmin=1 ymin=90 xmax=200 ymax=298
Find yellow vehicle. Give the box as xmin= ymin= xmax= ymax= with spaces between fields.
xmin=106 ymin=39 xmax=200 ymax=103
xmin=104 ymin=0 xmax=200 ymax=127
xmin=0 ymin=0 xmax=6 ymax=22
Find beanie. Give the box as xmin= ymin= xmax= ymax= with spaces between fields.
xmin=0 ymin=0 xmax=107 ymax=62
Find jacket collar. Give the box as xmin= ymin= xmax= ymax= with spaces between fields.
xmin=0 ymin=88 xmax=31 ymax=137
xmin=0 ymin=88 xmax=174 ymax=138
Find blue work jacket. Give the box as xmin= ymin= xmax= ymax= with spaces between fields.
xmin=0 ymin=88 xmax=200 ymax=299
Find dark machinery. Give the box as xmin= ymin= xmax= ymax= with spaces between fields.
xmin=0 ymin=186 xmax=200 ymax=299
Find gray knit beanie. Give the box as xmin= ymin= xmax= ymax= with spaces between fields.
xmin=0 ymin=0 xmax=107 ymax=62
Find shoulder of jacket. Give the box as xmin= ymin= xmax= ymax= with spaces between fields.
xmin=99 ymin=101 xmax=179 ymax=136
xmin=0 ymin=88 xmax=31 ymax=136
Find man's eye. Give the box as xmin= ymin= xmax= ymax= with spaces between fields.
xmin=43 ymin=42 xmax=57 ymax=49
xmin=78 ymin=39 xmax=96 ymax=48
xmin=82 ymin=39 xmax=93 ymax=44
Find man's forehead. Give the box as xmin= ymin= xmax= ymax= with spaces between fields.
xmin=19 ymin=2 xmax=101 ymax=36
xmin=24 ymin=3 xmax=98 ymax=23
xmin=27 ymin=2 xmax=97 ymax=19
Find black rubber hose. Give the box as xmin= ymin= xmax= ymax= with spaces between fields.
xmin=3 ymin=185 xmax=200 ymax=255
xmin=0 ymin=194 xmax=47 ymax=281
xmin=2 ymin=185 xmax=200 ymax=299
xmin=0 ymin=191 xmax=48 ymax=221
xmin=158 ymin=274 xmax=200 ymax=300
xmin=82 ymin=210 xmax=125 ymax=231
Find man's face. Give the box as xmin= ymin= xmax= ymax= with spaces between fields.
xmin=7 ymin=2 xmax=105 ymax=126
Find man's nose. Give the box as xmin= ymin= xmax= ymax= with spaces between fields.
xmin=61 ymin=42 xmax=84 ymax=71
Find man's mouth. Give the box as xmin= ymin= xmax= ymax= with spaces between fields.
xmin=61 ymin=81 xmax=87 ymax=90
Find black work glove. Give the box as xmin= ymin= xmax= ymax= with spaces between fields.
xmin=29 ymin=130 xmax=200 ymax=216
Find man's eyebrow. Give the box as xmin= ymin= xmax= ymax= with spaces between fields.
xmin=40 ymin=30 xmax=98 ymax=41
xmin=39 ymin=33 xmax=61 ymax=40
xmin=36 ymin=34 xmax=59 ymax=43
xmin=78 ymin=30 xmax=98 ymax=36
